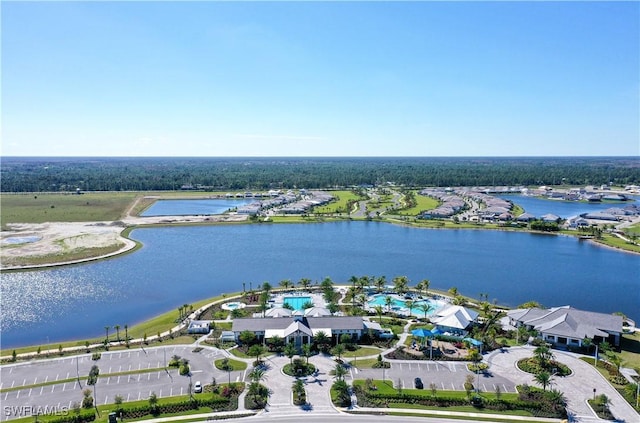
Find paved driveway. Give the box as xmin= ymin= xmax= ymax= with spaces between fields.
xmin=486 ymin=346 xmax=639 ymax=423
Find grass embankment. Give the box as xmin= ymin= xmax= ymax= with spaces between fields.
xmin=0 ymin=292 xmax=241 ymax=357
xmin=593 ymin=234 xmax=640 ymax=254
xmin=214 ymin=358 xmax=247 ymax=371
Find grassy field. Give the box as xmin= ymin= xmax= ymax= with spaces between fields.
xmin=396 ymin=191 xmax=440 ymax=216
xmin=1 ymin=192 xmax=137 ymax=224
xmin=312 ymin=190 xmax=364 ymax=214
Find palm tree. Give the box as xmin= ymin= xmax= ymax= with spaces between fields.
xmin=374 ymin=305 xmax=384 ymax=323
xmin=384 ymin=295 xmax=393 ymax=313
xmin=533 ymin=345 xmax=554 ymax=369
xmin=279 ymin=279 xmax=292 ymax=290
xmin=418 ymin=302 xmax=434 ymax=321
xmin=313 ymin=331 xmax=330 ymax=353
xmin=113 ymin=325 xmax=121 ymax=342
xmin=448 ymin=287 xmax=458 ymax=297
xmin=334 ymin=363 xmax=347 ymax=381
xmin=534 ymin=371 xmax=552 ymax=391
xmin=331 ymin=344 xmax=346 ymax=362
xmin=262 ymin=281 xmax=272 ymax=293
xmin=104 ymin=326 xmax=110 ymax=343
xmin=392 ymin=276 xmax=409 ymax=296
xmin=292 ymin=378 xmax=305 ymax=403
xmin=418 ymin=279 xmax=430 ymax=297
xmin=124 ymin=324 xmax=129 ymax=343
xmin=298 ymin=278 xmax=311 ymax=291
xmin=404 ymin=300 xmax=414 ymax=317
xmin=301 ymin=343 xmax=312 ymax=365
xmin=284 ymin=343 xmax=297 ymax=365
xmin=374 ymin=276 xmax=386 ymax=293
xmin=319 ymin=277 xmax=333 ymax=291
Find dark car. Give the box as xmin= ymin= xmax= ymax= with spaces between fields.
xmin=414 ymin=377 xmax=423 ymax=389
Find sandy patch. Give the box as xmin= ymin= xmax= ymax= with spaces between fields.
xmin=0 ymin=213 xmax=248 ymax=270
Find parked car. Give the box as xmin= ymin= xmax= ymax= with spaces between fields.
xmin=194 ymin=381 xmax=202 ymax=393
xmin=414 ymin=377 xmax=423 ymax=389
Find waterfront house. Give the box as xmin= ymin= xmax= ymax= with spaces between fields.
xmin=507 ymin=306 xmax=622 ymax=347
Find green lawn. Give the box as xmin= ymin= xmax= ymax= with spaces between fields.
xmin=313 ymin=190 xmax=364 ymax=214
xmin=396 ymin=191 xmax=440 ymax=216
xmin=620 ymin=331 xmax=640 ymax=372
xmin=343 ymin=346 xmax=383 ymax=358
xmin=214 ymin=358 xmax=248 ymax=371
xmin=1 ymin=192 xmax=137 ymax=224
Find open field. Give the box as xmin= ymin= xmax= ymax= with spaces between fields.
xmin=0 ymin=192 xmax=136 ymax=224
xmin=396 ymin=191 xmax=440 ymax=216
xmin=312 ymin=190 xmax=364 ymax=214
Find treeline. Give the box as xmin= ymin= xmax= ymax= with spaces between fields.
xmin=1 ymin=156 xmax=639 ymax=193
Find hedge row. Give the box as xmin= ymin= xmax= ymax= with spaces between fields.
xmin=360 ymin=391 xmax=563 ymax=418
xmin=119 ymin=398 xmax=232 ymax=419
xmin=47 ymin=412 xmax=95 ymax=423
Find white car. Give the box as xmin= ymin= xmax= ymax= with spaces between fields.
xmin=194 ymin=381 xmax=202 ymax=393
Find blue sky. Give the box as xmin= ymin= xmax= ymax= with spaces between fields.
xmin=2 ymin=1 xmax=638 ymax=157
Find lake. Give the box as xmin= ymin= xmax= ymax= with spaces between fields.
xmin=1 ymin=221 xmax=638 ymax=348
xmin=500 ymin=194 xmax=637 ymax=218
xmin=141 ymin=198 xmax=252 ymax=216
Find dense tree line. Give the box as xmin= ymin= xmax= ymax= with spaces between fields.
xmin=1 ymin=156 xmax=638 ymax=193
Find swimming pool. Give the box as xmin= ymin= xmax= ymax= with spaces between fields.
xmin=283 ymin=296 xmax=312 ymax=311
xmin=368 ymin=294 xmax=440 ymax=315
xmin=221 ymin=301 xmax=246 ymax=311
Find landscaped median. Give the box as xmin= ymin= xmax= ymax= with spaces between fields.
xmin=350 ymin=379 xmax=568 ymax=419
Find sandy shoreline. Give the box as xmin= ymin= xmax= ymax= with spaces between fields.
xmin=0 ymin=214 xmax=249 ymax=271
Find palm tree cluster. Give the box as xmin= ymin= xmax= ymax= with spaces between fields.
xmin=247 ymin=367 xmax=269 ymax=409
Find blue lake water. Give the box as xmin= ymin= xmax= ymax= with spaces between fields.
xmin=499 ymin=194 xmax=637 ymax=218
xmin=140 ymin=199 xmax=252 ymax=216
xmin=1 ymin=221 xmax=638 ymax=348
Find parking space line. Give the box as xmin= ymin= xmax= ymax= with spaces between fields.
xmin=105 ymin=395 xmax=108 ymax=405
xmin=51 ymin=385 xmax=55 ymax=393
xmin=22 ymin=378 xmax=26 ymax=386
xmin=117 ymin=376 xmax=120 ymax=384
xmin=108 ymin=366 xmax=112 ymax=373
xmin=482 ymin=383 xmax=487 ymax=392
xmin=16 ymin=390 xmax=20 ymax=399
xmin=33 ymin=377 xmax=38 ymax=384
xmin=39 ymin=387 xmax=43 ymax=395
xmin=62 ymin=383 xmax=66 ymax=392
xmin=118 ymin=352 xmax=122 ymax=359
xmin=44 ymin=376 xmax=48 ymax=383
xmin=137 ymin=375 xmax=141 ymax=382
xmin=11 ymin=381 xmax=14 ymax=388
xmin=138 ymin=392 xmax=141 ymax=400
xmin=3 ymin=393 xmax=7 ymax=401
xmin=127 ymin=393 xmax=130 ymax=401
xmin=441 ymin=382 xmax=445 ymax=389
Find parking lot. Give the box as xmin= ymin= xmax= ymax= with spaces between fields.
xmin=351 ymin=361 xmax=518 ymax=393
xmin=0 ymin=346 xmax=245 ymax=421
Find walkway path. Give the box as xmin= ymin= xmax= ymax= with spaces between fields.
xmin=260 ymin=353 xmax=340 ymax=417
